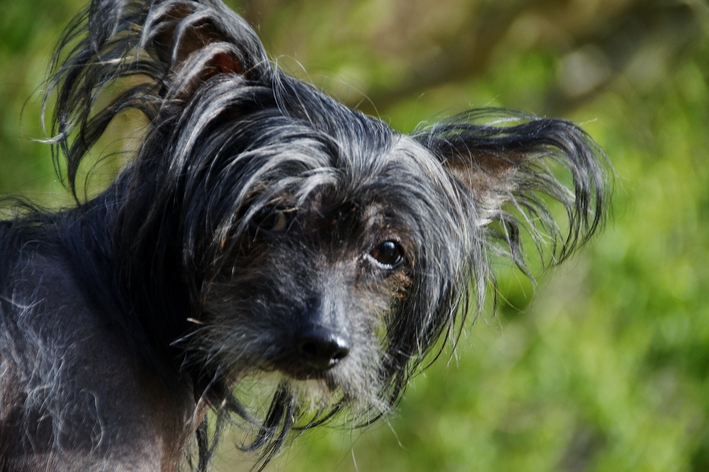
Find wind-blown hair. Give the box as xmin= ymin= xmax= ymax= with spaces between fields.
xmin=0 ymin=0 xmax=610 ymax=470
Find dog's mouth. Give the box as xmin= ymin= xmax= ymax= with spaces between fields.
xmin=270 ymin=357 xmax=343 ymax=385
xmin=282 ymin=369 xmax=328 ymax=382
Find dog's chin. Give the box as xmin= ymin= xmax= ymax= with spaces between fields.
xmin=275 ymin=366 xmax=339 ymax=397
xmin=249 ymin=369 xmax=340 ymax=416
xmin=276 ymin=367 xmax=390 ymax=421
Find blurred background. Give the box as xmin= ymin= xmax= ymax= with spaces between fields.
xmin=2 ymin=0 xmax=708 ymax=470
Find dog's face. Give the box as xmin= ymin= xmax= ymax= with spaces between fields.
xmin=184 ymin=131 xmax=476 ymax=418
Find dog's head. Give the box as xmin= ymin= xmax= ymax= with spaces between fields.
xmin=48 ymin=0 xmax=609 ymax=465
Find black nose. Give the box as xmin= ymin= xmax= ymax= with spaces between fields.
xmin=296 ymin=326 xmax=350 ymax=371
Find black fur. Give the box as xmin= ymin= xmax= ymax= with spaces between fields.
xmin=0 ymin=0 xmax=610 ymax=470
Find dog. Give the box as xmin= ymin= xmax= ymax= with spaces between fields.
xmin=0 ymin=0 xmax=610 ymax=470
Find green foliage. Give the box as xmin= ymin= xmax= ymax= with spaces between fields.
xmin=2 ymin=0 xmax=708 ymax=471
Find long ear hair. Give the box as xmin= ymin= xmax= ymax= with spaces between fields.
xmin=385 ymin=109 xmax=612 ymax=423
xmin=415 ymin=108 xmax=611 ymax=280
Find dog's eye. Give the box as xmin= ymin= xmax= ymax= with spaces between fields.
xmin=369 ymin=241 xmax=403 ymax=268
xmin=257 ymin=207 xmax=289 ymax=232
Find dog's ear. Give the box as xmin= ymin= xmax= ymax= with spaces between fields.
xmin=48 ymin=0 xmax=273 ymax=195
xmin=416 ymin=110 xmax=610 ymax=267
xmin=437 ymin=148 xmax=524 ymax=226
xmin=141 ymin=0 xmax=270 ymax=96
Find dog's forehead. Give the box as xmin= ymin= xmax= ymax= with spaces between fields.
xmin=308 ymin=135 xmax=436 ymax=195
xmin=297 ymin=190 xmax=399 ymax=228
xmin=383 ymin=134 xmax=450 ymax=180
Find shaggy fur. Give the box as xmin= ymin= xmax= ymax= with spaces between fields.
xmin=0 ymin=0 xmax=610 ymax=470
